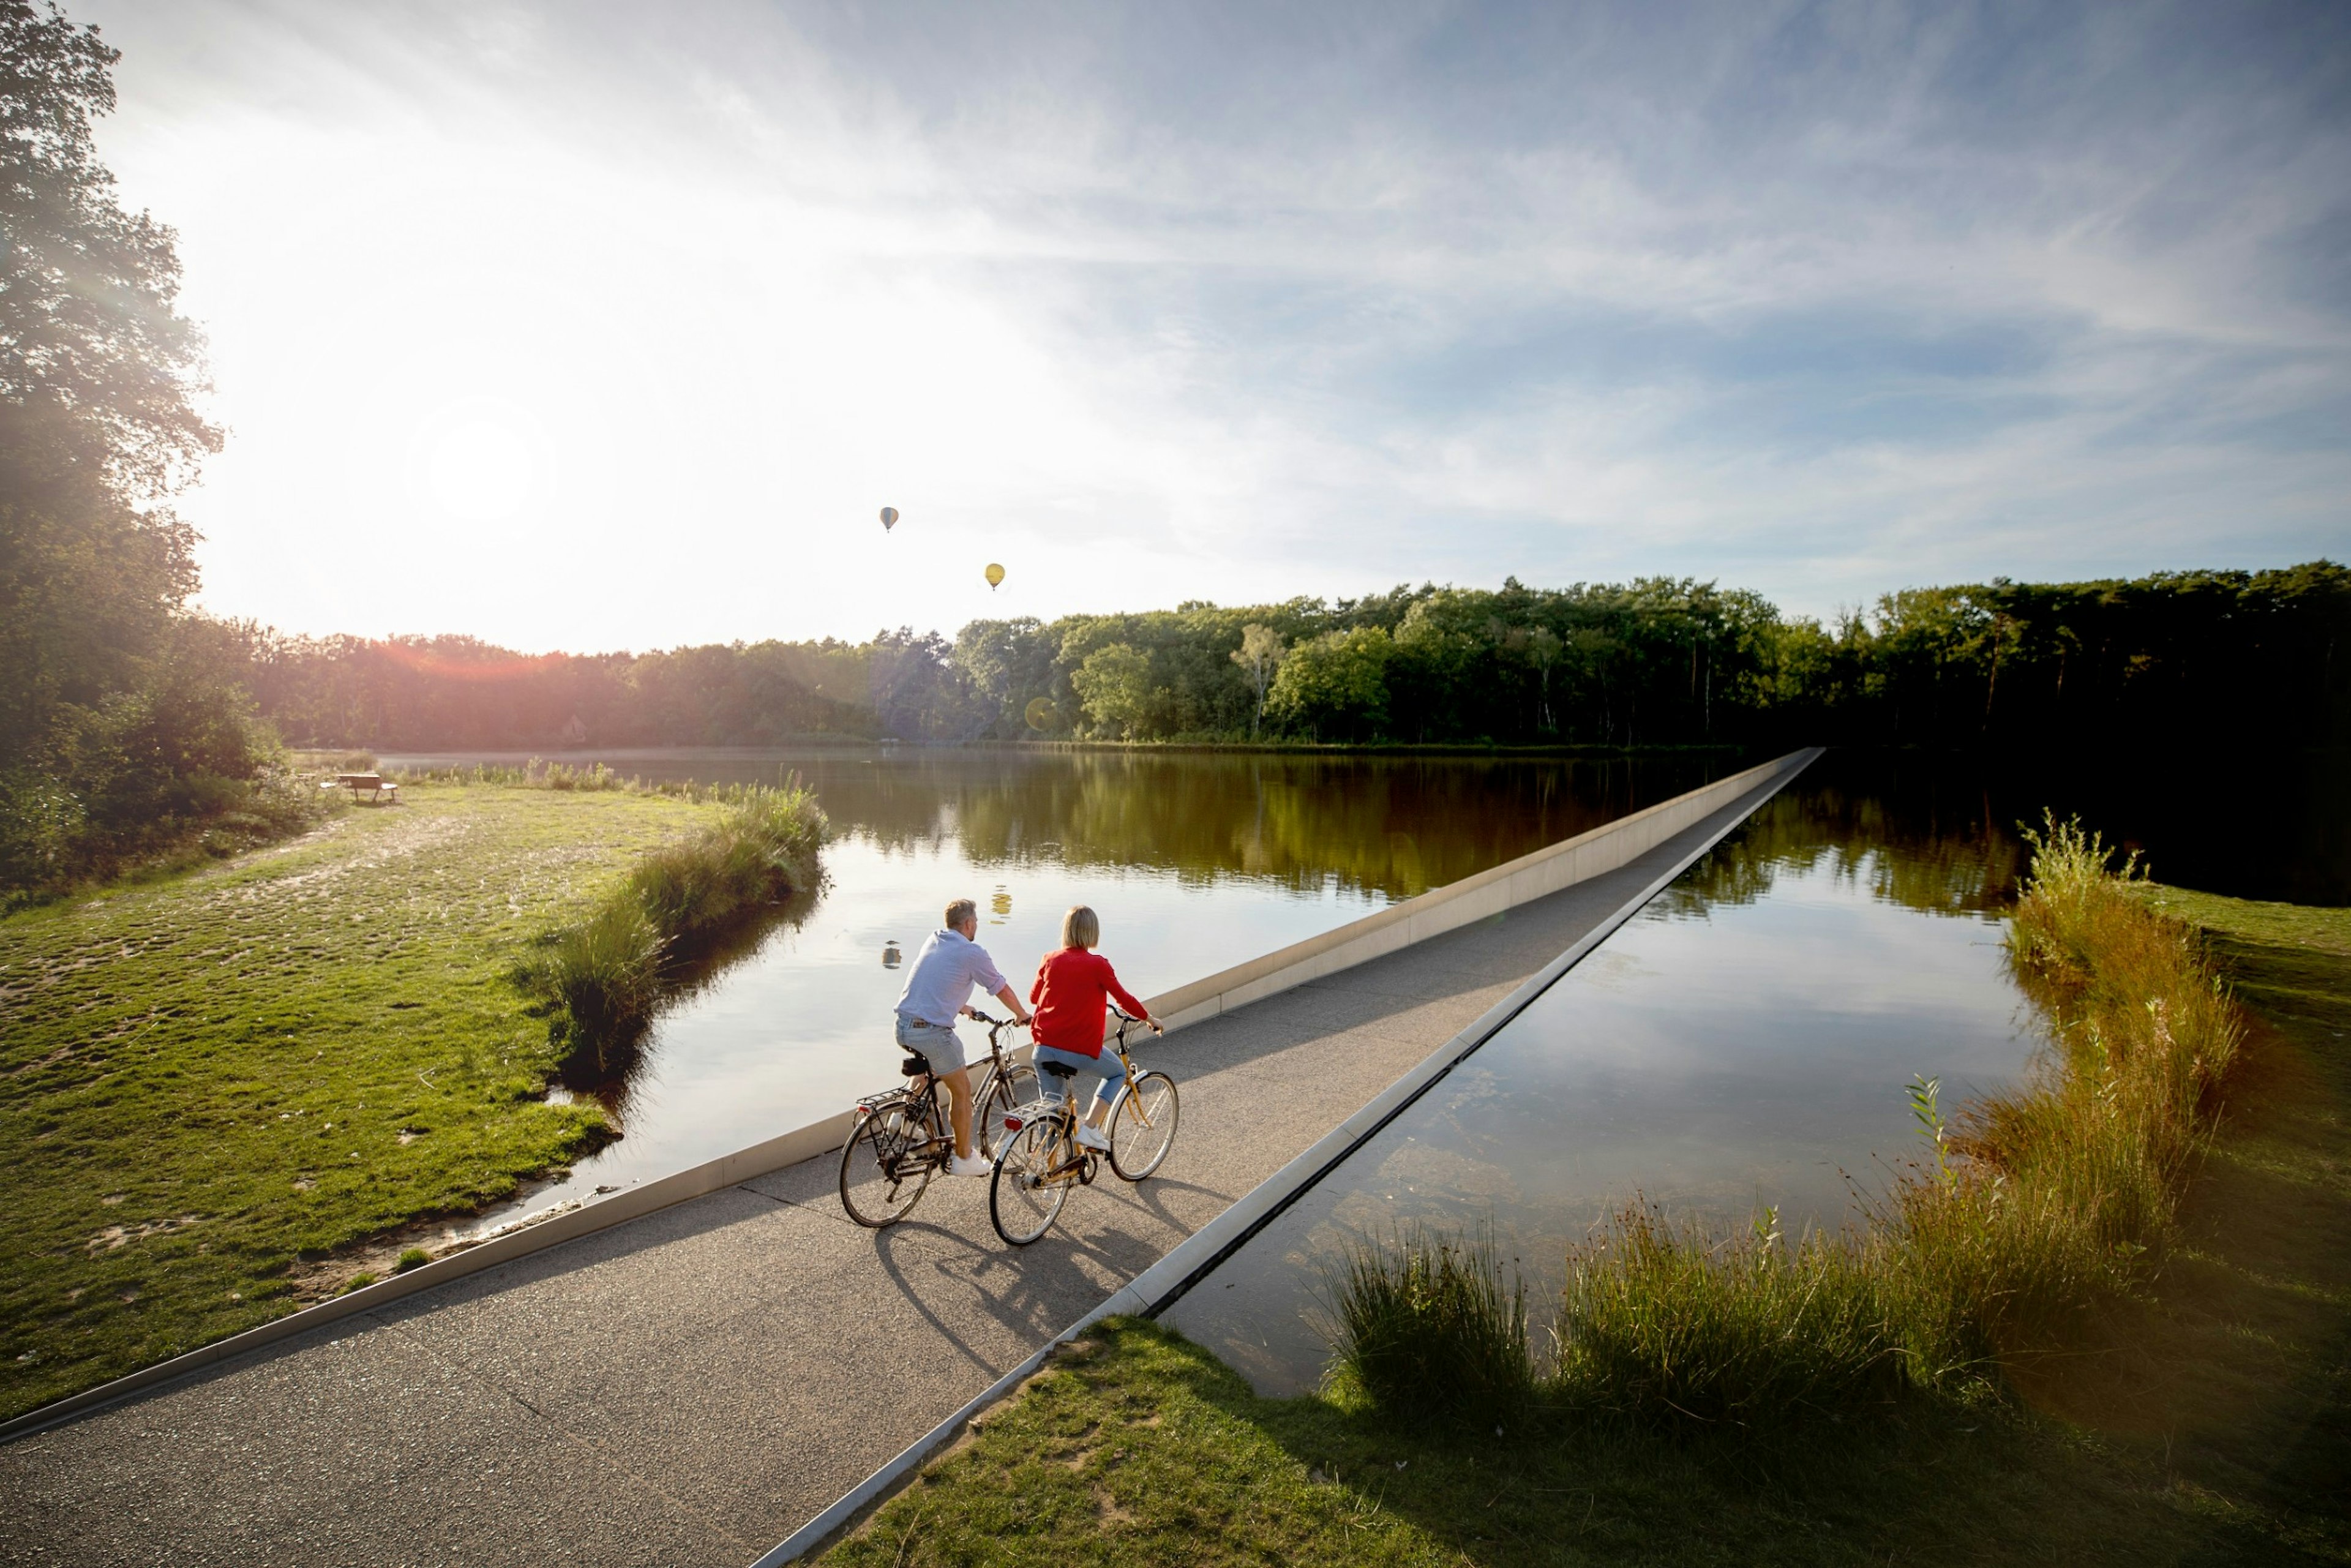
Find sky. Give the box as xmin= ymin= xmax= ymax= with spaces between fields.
xmin=77 ymin=0 xmax=2351 ymax=653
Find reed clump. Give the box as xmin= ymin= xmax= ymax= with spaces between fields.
xmin=1551 ymin=1206 xmax=1905 ymax=1429
xmin=1324 ymin=1223 xmax=1535 ymax=1430
xmin=1329 ymin=814 xmax=2248 ymax=1436
xmin=514 ymin=781 xmax=827 ymax=1051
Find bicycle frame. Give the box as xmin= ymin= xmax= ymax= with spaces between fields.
xmin=1000 ymin=1006 xmax=1156 ymax=1160
xmin=857 ymin=1013 xmax=1027 ymax=1172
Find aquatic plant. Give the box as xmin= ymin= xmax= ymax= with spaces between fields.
xmin=1550 ymin=1204 xmax=1904 ymax=1430
xmin=1323 ymin=1222 xmax=1535 ymax=1430
xmin=1328 ymin=812 xmax=2249 ymax=1434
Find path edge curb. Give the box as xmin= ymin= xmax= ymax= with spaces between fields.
xmin=752 ymin=746 xmax=1822 ymax=1564
xmin=0 ymin=748 xmax=1813 ymax=1448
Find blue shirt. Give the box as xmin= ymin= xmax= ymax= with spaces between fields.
xmin=894 ymin=928 xmax=1010 ymax=1027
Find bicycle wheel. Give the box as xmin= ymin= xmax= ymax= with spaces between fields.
xmin=1108 ymin=1070 xmax=1180 ymax=1180
xmin=978 ymin=1062 xmax=1040 ymax=1157
xmin=839 ymin=1098 xmax=934 ymax=1228
xmin=989 ymin=1117 xmax=1071 ymax=1245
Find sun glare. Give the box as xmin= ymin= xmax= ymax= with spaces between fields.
xmin=423 ymin=418 xmax=536 ymax=522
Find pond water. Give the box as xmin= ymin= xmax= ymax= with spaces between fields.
xmin=377 ymin=748 xmax=1736 ymax=1223
xmin=1160 ymin=749 xmax=2046 ymax=1395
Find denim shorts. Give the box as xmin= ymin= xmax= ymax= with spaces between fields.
xmin=894 ymin=1014 xmax=969 ymax=1075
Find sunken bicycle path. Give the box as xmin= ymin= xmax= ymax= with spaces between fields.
xmin=0 ymin=788 xmax=1772 ymax=1567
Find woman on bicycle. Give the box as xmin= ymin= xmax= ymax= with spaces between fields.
xmin=1029 ymin=904 xmax=1160 ymax=1152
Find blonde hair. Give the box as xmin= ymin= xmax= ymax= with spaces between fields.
xmin=945 ymin=898 xmax=978 ymax=929
xmin=1061 ymin=904 xmax=1100 ymax=950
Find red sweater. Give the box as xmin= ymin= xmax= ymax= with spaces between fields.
xmin=1028 ymin=948 xmax=1150 ymax=1057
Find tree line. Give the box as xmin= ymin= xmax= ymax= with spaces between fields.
xmin=5 ymin=2 xmax=2345 ymax=901
xmin=0 ymin=2 xmax=307 ymax=900
xmin=234 ymin=563 xmax=2350 ymax=756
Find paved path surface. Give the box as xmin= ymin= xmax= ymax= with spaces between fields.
xmin=1 ymin=789 xmax=1769 ymax=1567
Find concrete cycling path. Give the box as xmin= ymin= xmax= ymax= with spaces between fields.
xmin=0 ymin=785 xmax=1775 ymax=1568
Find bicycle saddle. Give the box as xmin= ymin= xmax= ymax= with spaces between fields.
xmin=899 ymin=1052 xmax=931 ymax=1077
xmin=1037 ymin=1060 xmax=1079 ymax=1079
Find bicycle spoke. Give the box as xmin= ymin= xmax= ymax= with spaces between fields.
xmin=839 ymin=1100 xmax=934 ymax=1226
xmin=1109 ymin=1071 xmax=1180 ymax=1180
xmin=989 ymin=1117 xmax=1070 ymax=1245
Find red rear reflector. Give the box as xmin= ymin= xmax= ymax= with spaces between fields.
xmin=1002 ymin=1116 xmax=1024 ymax=1131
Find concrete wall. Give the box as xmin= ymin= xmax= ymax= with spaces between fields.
xmin=756 ymin=744 xmax=1826 ymax=1564
xmin=1147 ymin=748 xmax=1815 ymax=1032
xmin=1 ymin=746 xmax=1819 ymax=1443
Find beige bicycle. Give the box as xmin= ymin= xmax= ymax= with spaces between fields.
xmin=988 ymin=1007 xmax=1180 ymax=1246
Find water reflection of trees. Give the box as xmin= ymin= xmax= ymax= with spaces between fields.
xmin=798 ymin=751 xmax=1730 ymax=901
xmin=1659 ymin=766 xmax=2025 ymax=920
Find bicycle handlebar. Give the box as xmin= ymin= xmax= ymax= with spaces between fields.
xmin=962 ymin=1005 xmax=1161 ymax=1040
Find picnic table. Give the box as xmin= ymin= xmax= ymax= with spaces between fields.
xmin=323 ymin=772 xmax=401 ymax=804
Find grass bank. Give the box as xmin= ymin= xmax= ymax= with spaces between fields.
xmin=822 ymin=874 xmax=2351 ymax=1564
xmin=0 ymin=777 xmax=811 ymax=1424
xmin=511 ymin=779 xmax=825 ymax=1053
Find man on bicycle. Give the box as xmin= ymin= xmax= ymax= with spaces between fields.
xmin=895 ymin=898 xmax=1032 ymax=1176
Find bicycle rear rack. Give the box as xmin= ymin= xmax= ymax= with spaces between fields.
xmin=997 ymin=1098 xmax=1065 ymax=1135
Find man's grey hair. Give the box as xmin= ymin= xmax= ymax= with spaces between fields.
xmin=945 ymin=898 xmax=978 ymax=929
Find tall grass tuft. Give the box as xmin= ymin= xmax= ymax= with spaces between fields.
xmin=1551 ymin=1206 xmax=1902 ymax=1430
xmin=515 ymin=781 xmax=827 ymax=1050
xmin=1327 ymin=812 xmax=2249 ymax=1438
xmin=1324 ymin=1223 xmax=1535 ymax=1431
xmin=517 ymin=899 xmax=666 ymax=1052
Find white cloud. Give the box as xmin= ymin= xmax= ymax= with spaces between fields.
xmin=76 ymin=0 xmax=2351 ymax=648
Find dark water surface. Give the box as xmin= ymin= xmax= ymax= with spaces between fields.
xmin=378 ymin=748 xmax=1736 ymax=1224
xmin=1161 ymin=750 xmax=2047 ymax=1395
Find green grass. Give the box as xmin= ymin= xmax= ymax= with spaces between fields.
xmin=823 ymin=887 xmax=2351 ymax=1564
xmin=511 ymin=781 xmax=827 ymax=1052
xmin=0 ymin=780 xmax=754 ymax=1423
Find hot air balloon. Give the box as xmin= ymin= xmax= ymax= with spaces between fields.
xmin=1023 ymin=696 xmax=1054 ymax=731
xmin=985 ymin=562 xmax=1005 ymax=590
xmin=879 ymin=506 xmax=899 ymax=531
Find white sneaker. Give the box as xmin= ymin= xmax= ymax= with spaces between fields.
xmin=1073 ymin=1123 xmax=1111 ymax=1153
xmin=948 ymin=1152 xmax=992 ymax=1178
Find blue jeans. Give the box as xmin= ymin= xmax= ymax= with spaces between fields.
xmin=1032 ymin=1044 xmax=1128 ymax=1120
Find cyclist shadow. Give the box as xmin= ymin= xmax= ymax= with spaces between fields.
xmin=866 ymin=1205 xmax=1180 ymax=1374
xmin=1086 ymin=1171 xmax=1234 ymax=1239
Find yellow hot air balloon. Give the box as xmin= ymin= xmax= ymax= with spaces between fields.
xmin=879 ymin=506 xmax=899 ymax=531
xmin=985 ymin=562 xmax=1005 ymax=590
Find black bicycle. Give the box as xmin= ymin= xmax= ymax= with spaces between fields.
xmin=988 ymin=1007 xmax=1181 ymax=1246
xmin=839 ymin=1011 xmax=1040 ymax=1228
